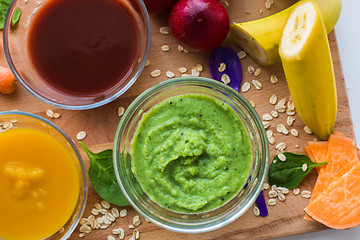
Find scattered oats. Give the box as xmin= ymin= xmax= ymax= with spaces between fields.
xmin=118 ymin=107 xmax=125 ymax=117
xmin=269 ymin=95 xmax=278 ymax=105
xmin=134 ymin=229 xmax=140 ymax=240
xmin=304 ymin=125 xmax=313 ymax=135
xmin=150 ymin=69 xmax=161 ymax=78
xmin=241 ymin=82 xmax=251 ymax=92
xmin=301 ymin=190 xmax=312 ymax=199
xmin=111 ymin=207 xmax=120 ymax=218
xmin=268 ymin=190 xmax=278 ymax=198
xmin=101 ymin=200 xmax=111 ymax=209
xmin=218 ymin=63 xmax=226 ymax=72
xmin=76 ymin=131 xmax=86 ymax=140
xmin=237 ymin=50 xmax=247 ymax=59
xmin=120 ymin=209 xmax=127 ymax=218
xmin=254 ymin=68 xmax=262 ymax=77
xmin=265 ymin=0 xmax=272 ymax=9
xmin=252 ymin=79 xmax=262 ymax=90
xmin=133 ymin=215 xmax=141 ymax=226
xmin=286 ymin=109 xmax=296 ymax=116
xmin=262 ymin=113 xmax=273 ymax=121
xmin=94 ymin=203 xmax=102 ymax=210
xmin=91 ymin=208 xmax=100 ymax=216
xmin=253 ymin=206 xmax=260 ymax=216
xmin=161 ymin=45 xmax=170 ymax=52
xmin=262 ymin=182 xmax=270 ymax=190
xmin=271 ymin=110 xmax=279 ymax=118
xmin=53 ymin=112 xmax=61 ymax=119
xmin=46 ymin=109 xmax=54 ymax=118
xmin=266 ymin=130 xmax=273 ymax=138
xmin=221 ymin=0 xmax=229 ymax=8
xmin=96 ymin=217 xmax=104 ymax=224
xmin=2 ymin=121 xmax=13 ymax=129
xmin=106 ymin=212 xmax=116 ymax=222
xmin=268 ymin=199 xmax=277 ymax=206
xmin=145 ymin=59 xmax=150 ymax=67
xmin=287 ymin=116 xmax=296 ymax=126
xmin=99 ymin=208 xmax=108 ymax=215
xmin=177 ymin=45 xmax=184 ymax=52
xmin=221 ymin=74 xmax=230 ymax=85
xmin=277 ymin=124 xmax=289 ymax=135
xmin=296 ymin=144 xmax=299 ymax=148
xmin=293 ymin=188 xmax=300 ymax=195
xmin=128 ymin=225 xmax=135 ymax=229
xmin=247 ymin=65 xmax=255 ymax=74
xmin=273 ymin=159 xmax=277 ymax=164
xmin=270 ymin=74 xmax=278 ymax=84
xmin=181 ymin=73 xmax=191 ymax=77
xmin=119 ymin=228 xmax=125 ymax=239
xmin=183 ymin=48 xmax=189 ymax=53
xmin=196 ymin=64 xmax=204 ymax=72
xmin=159 ymin=26 xmax=170 ymax=35
xmin=178 ymin=67 xmax=187 ymax=74
xmin=80 ymin=218 xmax=89 ymax=226
xmin=10 ymin=119 xmax=18 ymax=123
xmin=271 ymin=184 xmax=277 ymax=191
xmin=275 ymin=99 xmax=287 ymax=113
xmin=276 ymin=142 xmax=287 ymax=152
xmin=107 ymin=236 xmax=116 ymax=240
xmin=165 ymin=71 xmax=175 ymax=78
xmin=279 ymin=187 xmax=289 ymax=195
xmin=88 ymin=215 xmax=96 ymax=222
xmin=278 ymin=153 xmax=286 ymax=162
xmin=191 ymin=67 xmax=200 ymax=77
xmin=78 ymin=233 xmax=85 ymax=238
xmin=287 ymin=100 xmax=295 ymax=111
xmin=259 ymin=9 xmax=263 ymax=14
xmin=59 ymin=227 xmax=65 ymax=233
xmin=291 ymin=129 xmax=299 ymax=137
xmin=249 ymin=100 xmax=256 ymax=108
xmin=268 ymin=136 xmax=275 ymax=145
xmin=278 ymin=193 xmax=286 ymax=202
xmin=112 ymin=228 xmax=121 ymax=235
xmin=79 ymin=224 xmax=92 ymax=234
xmin=262 ymin=121 xmax=270 ymax=129
xmin=302 ymin=163 xmax=308 ymax=172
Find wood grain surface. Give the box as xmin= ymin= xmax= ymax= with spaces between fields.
xmin=0 ymin=0 xmax=353 ymax=239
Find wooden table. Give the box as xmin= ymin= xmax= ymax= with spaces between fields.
xmin=0 ymin=0 xmax=353 ymax=239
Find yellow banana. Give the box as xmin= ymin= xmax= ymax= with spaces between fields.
xmin=229 ymin=0 xmax=341 ymax=65
xmin=279 ymin=0 xmax=337 ymax=140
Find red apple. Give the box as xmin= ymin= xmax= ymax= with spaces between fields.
xmin=168 ymin=0 xmax=229 ymax=52
xmin=142 ymin=0 xmax=179 ymax=14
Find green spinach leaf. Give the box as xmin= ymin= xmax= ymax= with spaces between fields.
xmin=11 ymin=8 xmax=21 ymax=27
xmin=268 ymin=152 xmax=327 ymax=189
xmin=79 ymin=142 xmax=129 ymax=206
xmin=0 ymin=0 xmax=12 ymax=29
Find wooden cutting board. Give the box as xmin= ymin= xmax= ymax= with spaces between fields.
xmin=0 ymin=0 xmax=353 ymax=239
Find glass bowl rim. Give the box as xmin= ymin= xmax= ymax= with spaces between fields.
xmin=113 ymin=77 xmax=269 ymax=233
xmin=0 ymin=110 xmax=88 ymax=239
xmin=2 ymin=0 xmax=152 ymax=110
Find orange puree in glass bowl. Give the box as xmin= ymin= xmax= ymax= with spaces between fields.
xmin=0 ymin=127 xmax=81 ymax=240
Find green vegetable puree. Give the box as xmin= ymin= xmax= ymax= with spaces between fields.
xmin=130 ymin=94 xmax=252 ymax=213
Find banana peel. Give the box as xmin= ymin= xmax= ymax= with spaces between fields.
xmin=229 ymin=0 xmax=341 ymax=65
xmin=279 ymin=0 xmax=337 ymax=140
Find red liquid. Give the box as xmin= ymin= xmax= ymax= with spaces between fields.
xmin=28 ymin=0 xmax=140 ymax=96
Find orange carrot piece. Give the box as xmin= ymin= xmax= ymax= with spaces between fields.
xmin=0 ymin=66 xmax=16 ymax=94
xmin=311 ymin=134 xmax=358 ymax=201
xmin=305 ymin=163 xmax=360 ymax=229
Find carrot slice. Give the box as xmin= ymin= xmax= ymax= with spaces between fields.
xmin=307 ymin=141 xmax=328 ymax=174
xmin=305 ymin=163 xmax=360 ymax=229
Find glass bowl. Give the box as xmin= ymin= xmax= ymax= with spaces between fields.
xmin=113 ymin=77 xmax=269 ymax=233
xmin=0 ymin=111 xmax=87 ymax=239
xmin=3 ymin=0 xmax=151 ymax=110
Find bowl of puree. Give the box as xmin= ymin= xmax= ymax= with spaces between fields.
xmin=0 ymin=111 xmax=87 ymax=240
xmin=114 ymin=77 xmax=268 ymax=233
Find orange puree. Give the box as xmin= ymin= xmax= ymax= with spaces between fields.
xmin=0 ymin=128 xmax=80 ymax=240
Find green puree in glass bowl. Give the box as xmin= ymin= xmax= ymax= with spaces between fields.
xmin=130 ymin=94 xmax=252 ymax=213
